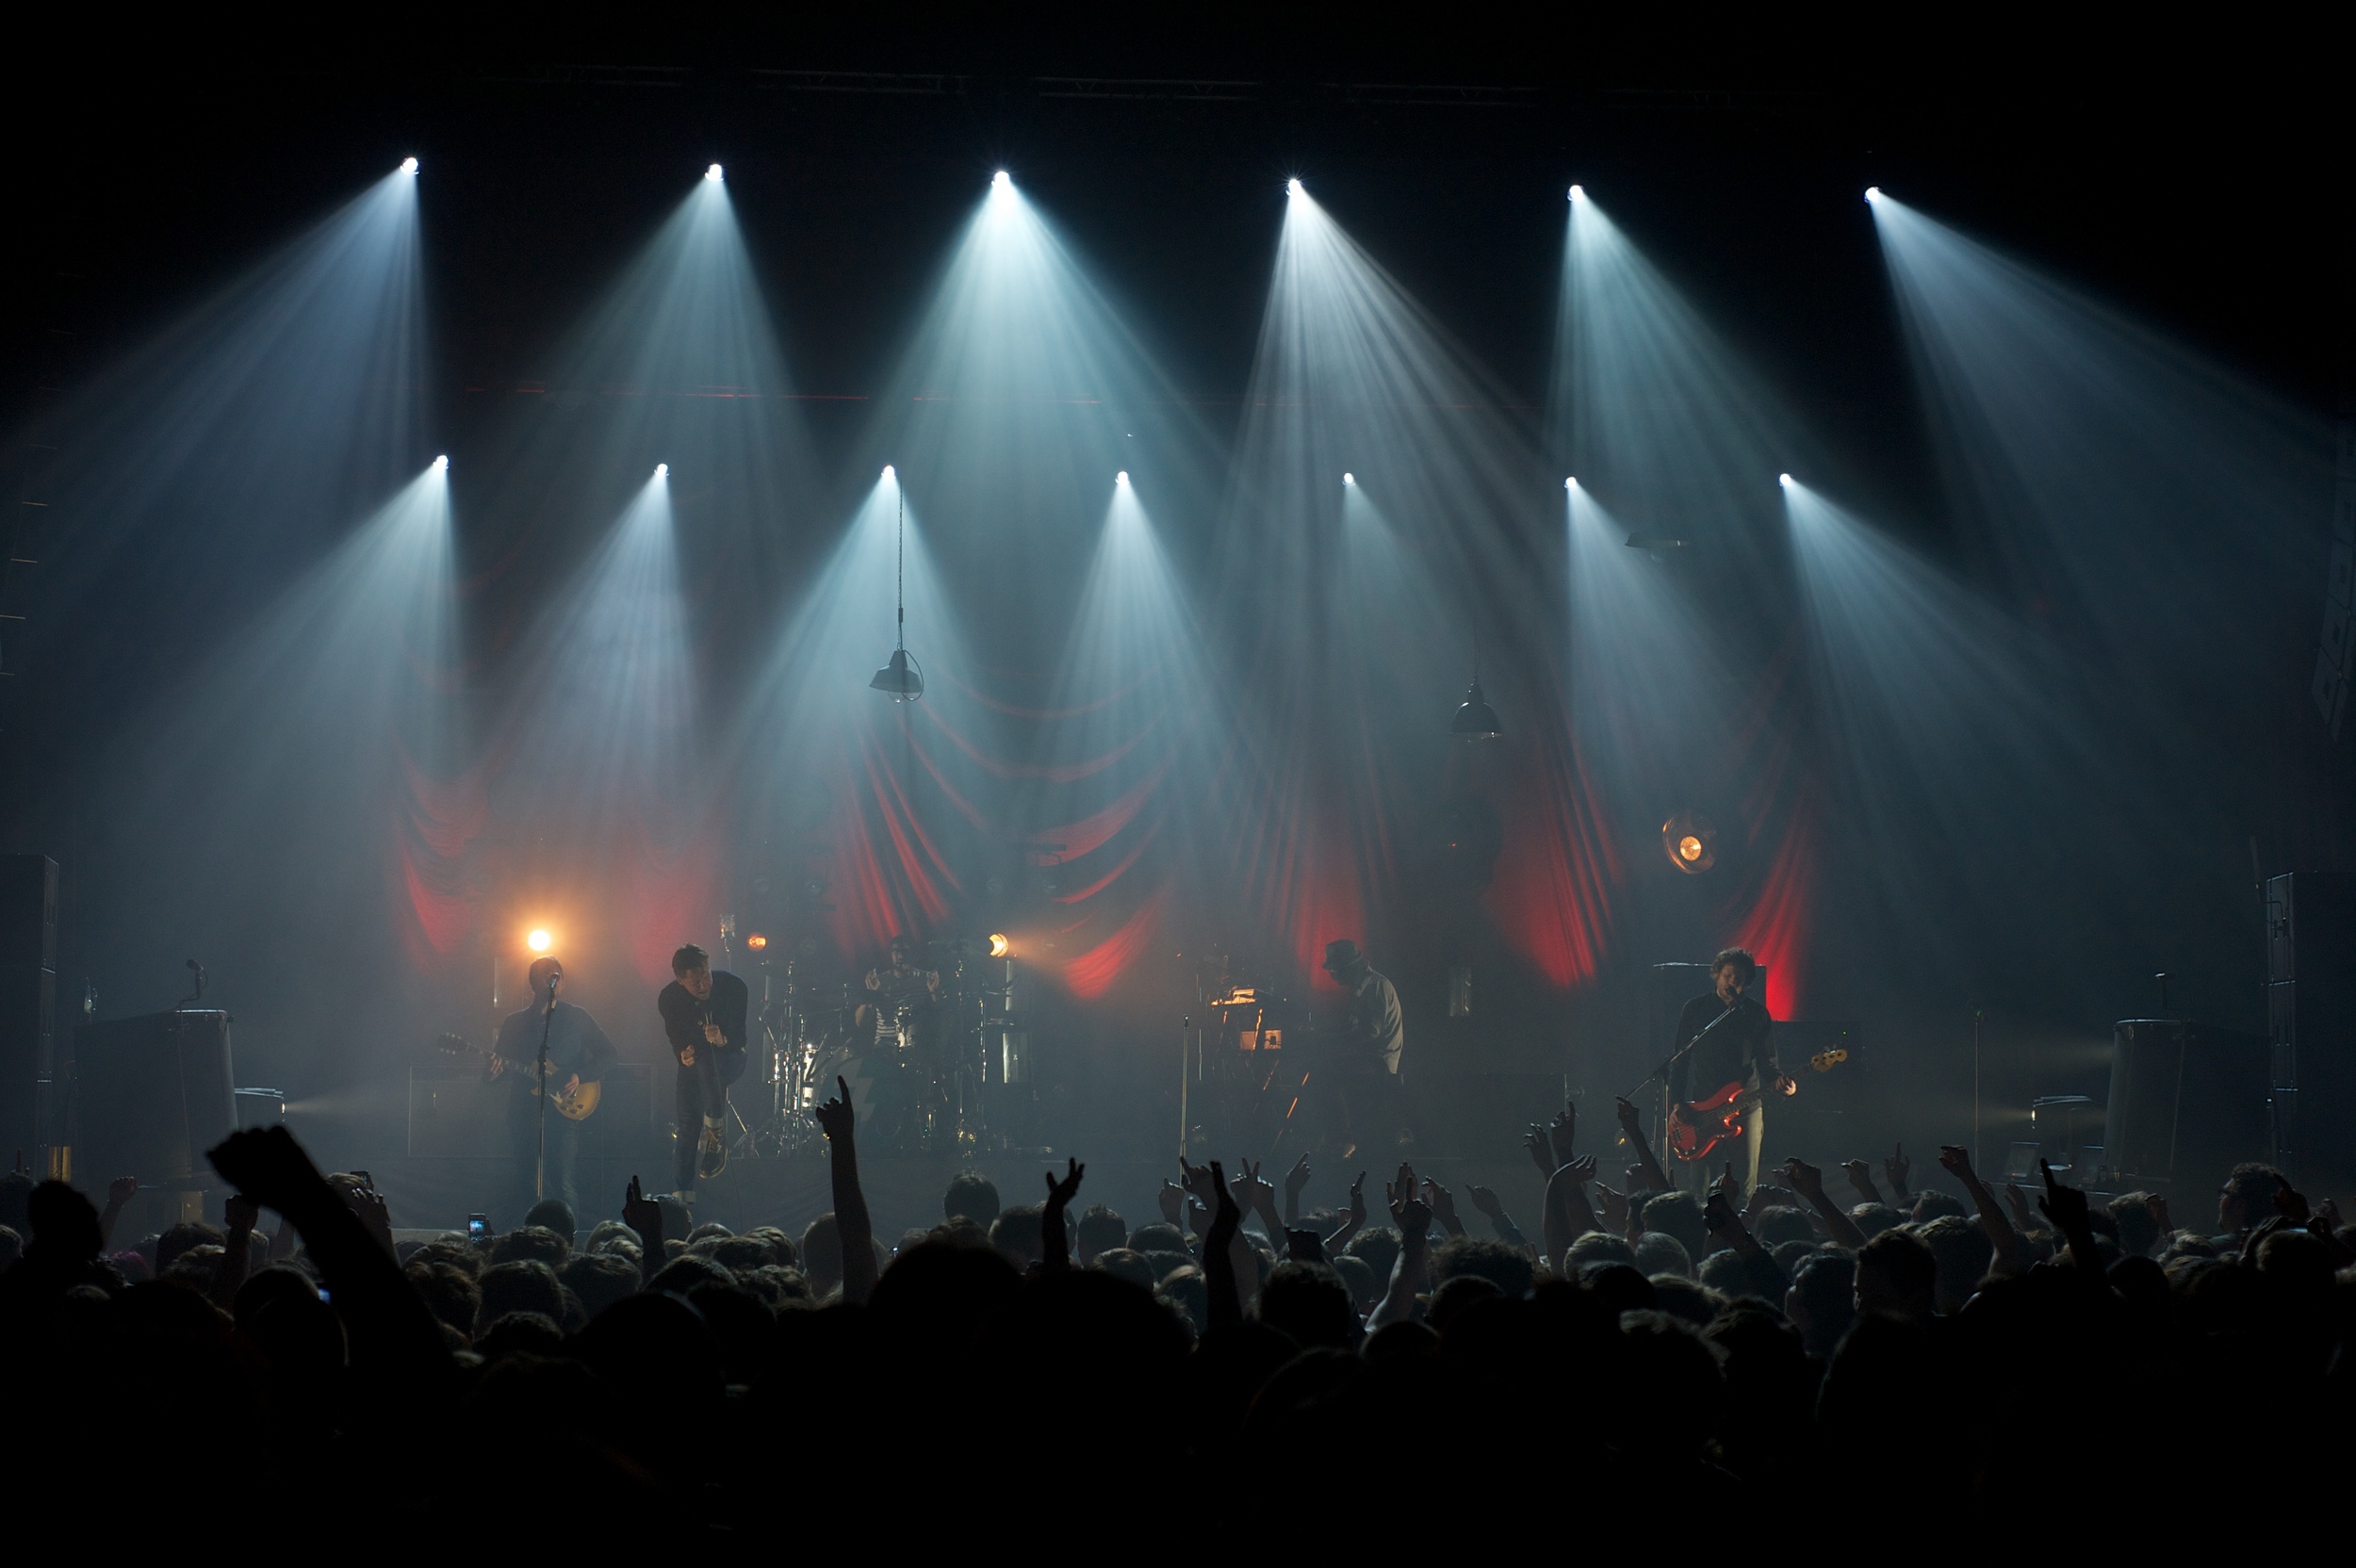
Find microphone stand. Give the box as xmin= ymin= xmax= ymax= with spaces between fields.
xmin=1624 ymin=1001 xmax=1739 ymax=1102
xmin=534 ymin=977 xmax=560 ymax=1200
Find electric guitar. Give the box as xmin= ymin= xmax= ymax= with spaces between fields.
xmin=435 ymin=1032 xmax=603 ymax=1121
xmin=1665 ymin=1046 xmax=1847 ymax=1161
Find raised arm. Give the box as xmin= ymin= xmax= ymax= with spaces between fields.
xmin=1782 ymin=1158 xmax=1869 ymax=1251
xmin=2035 ymin=1160 xmax=2102 ymax=1275
xmin=814 ymin=1076 xmax=876 ymax=1304
xmin=1704 ymin=1190 xmax=1790 ymax=1301
xmin=1325 ymin=1170 xmax=1368 ymax=1257
xmin=1543 ymin=1154 xmax=1601 ymax=1267
xmin=1841 ymin=1160 xmax=1884 ymax=1207
xmin=1883 ymin=1143 xmax=1911 ymax=1205
xmin=209 ymin=1193 xmax=257 ymax=1314
xmin=1423 ymin=1176 xmax=1466 ymax=1240
xmin=1465 ymin=1184 xmax=1532 ymax=1252
xmin=1937 ymin=1145 xmax=2026 ymax=1274
xmin=1369 ymin=1169 xmax=1432 ymax=1330
xmin=1202 ymin=1160 xmax=1244 ymax=1331
xmin=98 ymin=1176 xmax=138 ymax=1250
xmin=623 ymin=1174 xmax=664 ymax=1268
xmin=1039 ymin=1158 xmax=1085 ymax=1274
xmin=1615 ymin=1097 xmax=1672 ymax=1195
xmin=1283 ymin=1154 xmax=1312 ymax=1227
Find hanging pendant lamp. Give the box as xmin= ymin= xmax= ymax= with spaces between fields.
xmin=870 ymin=473 xmax=924 ymax=700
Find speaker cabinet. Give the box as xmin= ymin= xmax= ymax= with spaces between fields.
xmin=2102 ymin=1020 xmax=2270 ymax=1198
xmin=2266 ymin=872 xmax=2356 ymax=1198
xmin=72 ymin=1009 xmax=237 ymax=1188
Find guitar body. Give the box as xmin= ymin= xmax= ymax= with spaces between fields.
xmin=436 ymin=1032 xmax=601 ymax=1121
xmin=1667 ymin=1080 xmax=1754 ymax=1162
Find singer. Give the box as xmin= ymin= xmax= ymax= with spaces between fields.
xmin=490 ymin=955 xmax=617 ymax=1218
xmin=658 ymin=942 xmax=749 ymax=1201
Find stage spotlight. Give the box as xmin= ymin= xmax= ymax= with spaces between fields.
xmin=1565 ymin=477 xmax=1576 ymax=489
xmin=400 ymin=156 xmax=418 ymax=175
xmin=1343 ymin=472 xmax=1356 ymax=486
xmin=1865 ymin=186 xmax=1882 ymax=202
xmin=989 ymin=933 xmax=1011 ymax=958
xmin=432 ymin=455 xmax=448 ymax=470
xmin=707 ymin=164 xmax=724 ymax=182
xmin=655 ymin=463 xmax=669 ymax=478
xmin=526 ymin=927 xmax=553 ymax=952
xmin=1778 ymin=472 xmax=1792 ymax=486
xmin=1568 ymin=184 xmax=1584 ymax=201
xmin=745 ymin=932 xmax=769 ymax=951
xmin=1287 ymin=178 xmax=1305 ymax=196
xmin=1661 ymin=811 xmax=1717 ymax=874
xmin=992 ymin=170 xmax=1012 ymax=191
xmin=882 ymin=464 xmax=895 ymax=480
xmin=1116 ymin=470 xmax=1129 ymax=486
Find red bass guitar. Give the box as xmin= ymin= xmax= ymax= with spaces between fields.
xmin=1665 ymin=1047 xmax=1847 ymax=1161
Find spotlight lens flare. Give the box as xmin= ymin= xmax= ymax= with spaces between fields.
xmin=1779 ymin=472 xmax=1792 ymax=486
xmin=432 ymin=455 xmax=448 ymax=470
xmin=882 ymin=464 xmax=895 ymax=480
xmin=1115 ymin=470 xmax=1129 ymax=486
xmin=1568 ymin=184 xmax=1584 ymax=201
xmin=1286 ymin=177 xmax=1305 ymax=197
xmin=706 ymin=163 xmax=724 ymax=182
xmin=991 ymin=170 xmax=1012 ymax=191
xmin=1864 ymin=186 xmax=1882 ymax=202
xmin=1342 ymin=472 xmax=1355 ymax=486
xmin=526 ymin=928 xmax=552 ymax=953
xmin=989 ymin=933 xmax=1011 ymax=958
xmin=745 ymin=933 xmax=768 ymax=951
xmin=1679 ymin=835 xmax=1704 ymax=862
xmin=655 ymin=463 xmax=669 ymax=479
xmin=399 ymin=156 xmax=419 ymax=175
xmin=1565 ymin=476 xmax=1576 ymax=489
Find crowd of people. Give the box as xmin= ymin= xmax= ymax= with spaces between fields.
xmin=2 ymin=1082 xmax=2348 ymax=1529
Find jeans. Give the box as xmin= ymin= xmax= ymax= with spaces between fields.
xmin=675 ymin=1053 xmax=727 ymax=1190
xmin=508 ymin=1085 xmax=581 ymax=1220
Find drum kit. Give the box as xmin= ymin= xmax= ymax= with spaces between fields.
xmin=732 ymin=952 xmax=989 ymax=1159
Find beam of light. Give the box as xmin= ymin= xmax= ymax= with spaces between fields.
xmin=84 ymin=460 xmax=457 ymax=1009
xmin=500 ymin=470 xmax=706 ymax=984
xmin=725 ymin=471 xmax=978 ymax=961
xmin=1867 ymin=190 xmax=2329 ymax=730
xmin=1783 ymin=477 xmax=2165 ymax=1005
xmin=1222 ymin=180 xmax=1566 ymax=994
xmin=706 ymin=163 xmax=724 ymax=182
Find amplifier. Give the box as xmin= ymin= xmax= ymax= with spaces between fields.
xmin=2101 ymin=1020 xmax=2269 ymax=1197
xmin=73 ymin=1009 xmax=237 ymax=1188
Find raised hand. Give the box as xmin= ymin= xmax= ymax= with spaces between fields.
xmin=1044 ymin=1156 xmax=1086 ymax=1210
xmin=1466 ymin=1183 xmax=1506 ymax=1220
xmin=1178 ymin=1157 xmax=1221 ymax=1215
xmin=623 ymin=1174 xmax=663 ymax=1248
xmin=224 ymin=1193 xmax=260 ymax=1237
xmin=1206 ymin=1160 xmax=1241 ymax=1232
xmin=1345 ymin=1171 xmax=1368 ymax=1229
xmin=106 ymin=1175 xmax=139 ymax=1209
xmin=206 ymin=1125 xmax=333 ymax=1220
xmin=1548 ymin=1102 xmax=1578 ymax=1165
xmin=1422 ymin=1176 xmax=1462 ymax=1234
xmin=1614 ymin=1095 xmax=1644 ymax=1135
xmin=1525 ymin=1124 xmax=1557 ymax=1180
xmin=1938 ymin=1144 xmax=1978 ymax=1186
xmin=1284 ymin=1152 xmax=1313 ymax=1202
xmin=1841 ymin=1160 xmax=1880 ymax=1202
xmin=1884 ymin=1142 xmax=1911 ymax=1195
xmin=1385 ymin=1170 xmax=1432 ymax=1240
xmin=813 ymin=1075 xmax=858 ymax=1142
xmin=1781 ymin=1156 xmax=1825 ymax=1198
xmin=1593 ymin=1181 xmax=1629 ymax=1233
xmin=1716 ymin=1161 xmax=1742 ymax=1204
xmin=1157 ymin=1179 xmax=1186 ymax=1226
xmin=1568 ymin=1153 xmax=1598 ymax=1184
xmin=2035 ymin=1159 xmax=2090 ymax=1237
xmin=1231 ymin=1157 xmax=1275 ymax=1218
xmin=1627 ymin=1164 xmax=1650 ymax=1195
xmin=2003 ymin=1181 xmax=2037 ymax=1233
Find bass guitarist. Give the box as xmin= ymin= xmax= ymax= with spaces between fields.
xmin=1673 ymin=947 xmax=1792 ymax=1199
xmin=490 ymin=956 xmax=618 ymax=1218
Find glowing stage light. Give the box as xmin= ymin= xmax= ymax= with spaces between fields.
xmin=1661 ymin=811 xmax=1716 ymax=874
xmin=1865 ymin=186 xmax=1882 ymax=202
xmin=400 ymin=157 xmax=418 ymax=174
xmin=991 ymin=170 xmax=1012 ymax=191
xmin=745 ymin=932 xmax=769 ymax=951
xmin=1286 ymin=178 xmax=1305 ymax=196
xmin=870 ymin=482 xmax=924 ymax=701
xmin=989 ymin=933 xmax=1011 ymax=958
xmin=1568 ymin=184 xmax=1584 ymax=201
xmin=432 ymin=455 xmax=448 ymax=470
xmin=1565 ymin=476 xmax=1576 ymax=489
xmin=707 ymin=164 xmax=724 ymax=182
xmin=882 ymin=464 xmax=895 ymax=480
xmin=526 ymin=928 xmax=553 ymax=952
xmin=1115 ymin=470 xmax=1129 ymax=486
xmin=1342 ymin=472 xmax=1355 ymax=486
xmin=1778 ymin=472 xmax=1792 ymax=486
xmin=654 ymin=463 xmax=669 ymax=478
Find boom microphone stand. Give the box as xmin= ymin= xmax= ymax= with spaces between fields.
xmin=534 ymin=964 xmax=563 ymax=1200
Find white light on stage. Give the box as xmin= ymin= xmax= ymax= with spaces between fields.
xmin=432 ymin=454 xmax=448 ymax=470
xmin=1565 ymin=476 xmax=1577 ymax=489
xmin=882 ymin=464 xmax=895 ymax=480
xmin=1287 ymin=178 xmax=1305 ymax=197
xmin=655 ymin=463 xmax=669 ymax=478
xmin=1779 ymin=472 xmax=1792 ymax=486
xmin=400 ymin=157 xmax=418 ymax=175
xmin=991 ymin=170 xmax=1012 ymax=192
xmin=706 ymin=164 xmax=724 ymax=182
xmin=1342 ymin=472 xmax=1355 ymax=486
xmin=1115 ymin=470 xmax=1129 ymax=485
xmin=1568 ymin=184 xmax=1584 ymax=201
xmin=1865 ymin=187 xmax=1882 ymax=202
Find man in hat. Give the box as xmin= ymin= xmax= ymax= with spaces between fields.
xmin=1321 ymin=939 xmax=1405 ymax=1156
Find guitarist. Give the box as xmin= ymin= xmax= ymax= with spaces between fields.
xmin=490 ymin=956 xmax=618 ymax=1217
xmin=1673 ymin=948 xmax=1792 ymax=1199
xmin=659 ymin=943 xmax=749 ymax=1199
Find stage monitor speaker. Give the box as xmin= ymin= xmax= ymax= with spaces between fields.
xmin=2266 ymin=872 xmax=2356 ymax=1199
xmin=73 ymin=1009 xmax=237 ymax=1188
xmin=2102 ymin=1020 xmax=2269 ymax=1198
xmin=0 ymin=855 xmax=57 ymax=1157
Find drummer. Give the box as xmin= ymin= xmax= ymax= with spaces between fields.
xmin=856 ymin=934 xmax=941 ymax=1049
